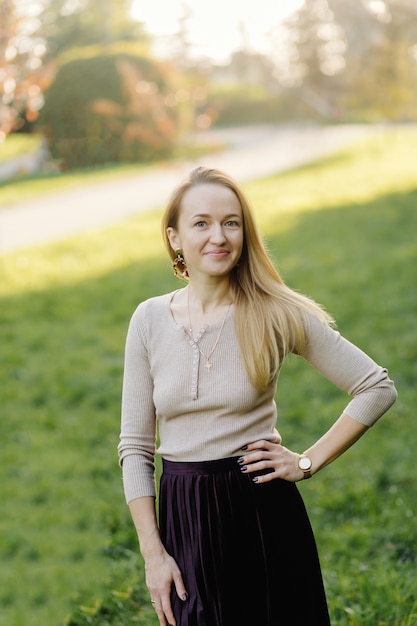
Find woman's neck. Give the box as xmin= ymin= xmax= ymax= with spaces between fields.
xmin=186 ymin=281 xmax=232 ymax=315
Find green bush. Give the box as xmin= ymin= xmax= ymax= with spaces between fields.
xmin=208 ymin=87 xmax=317 ymax=127
xmin=39 ymin=48 xmax=182 ymax=169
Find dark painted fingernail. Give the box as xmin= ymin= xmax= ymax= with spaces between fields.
xmin=240 ymin=465 xmax=247 ymax=472
xmin=182 ymin=593 xmax=188 ymax=601
xmin=237 ymin=456 xmax=244 ymax=464
xmin=241 ymin=445 xmax=248 ymax=450
xmin=252 ymin=476 xmax=259 ymax=483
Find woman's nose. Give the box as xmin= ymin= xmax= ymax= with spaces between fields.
xmin=210 ymin=224 xmax=226 ymax=243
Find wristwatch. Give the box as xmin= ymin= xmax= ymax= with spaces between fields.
xmin=298 ymin=454 xmax=312 ymax=479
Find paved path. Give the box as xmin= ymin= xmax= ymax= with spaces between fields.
xmin=0 ymin=124 xmax=377 ymax=255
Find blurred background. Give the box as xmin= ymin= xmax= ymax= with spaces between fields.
xmin=2 ymin=0 xmax=417 ymax=174
xmin=1 ymin=2 xmax=417 ymax=626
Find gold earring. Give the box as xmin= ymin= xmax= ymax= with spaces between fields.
xmin=172 ymin=249 xmax=189 ymax=279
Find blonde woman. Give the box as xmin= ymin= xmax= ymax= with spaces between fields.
xmin=118 ymin=166 xmax=397 ymax=626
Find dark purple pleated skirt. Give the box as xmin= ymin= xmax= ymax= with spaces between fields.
xmin=159 ymin=457 xmax=331 ymax=626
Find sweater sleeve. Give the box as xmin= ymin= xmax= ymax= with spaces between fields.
xmin=118 ymin=303 xmax=157 ymax=503
xmin=301 ymin=315 xmax=397 ymax=426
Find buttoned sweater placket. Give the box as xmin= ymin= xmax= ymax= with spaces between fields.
xmin=187 ymin=328 xmax=206 ymax=400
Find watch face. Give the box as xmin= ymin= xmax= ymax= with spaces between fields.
xmin=299 ymin=456 xmax=312 ymax=471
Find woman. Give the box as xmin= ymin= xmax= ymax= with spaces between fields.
xmin=118 ymin=166 xmax=397 ymax=626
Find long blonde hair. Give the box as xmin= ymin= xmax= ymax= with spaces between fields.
xmin=162 ymin=166 xmax=333 ymax=391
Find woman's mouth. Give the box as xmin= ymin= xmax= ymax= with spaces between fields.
xmin=205 ymin=250 xmax=229 ymax=257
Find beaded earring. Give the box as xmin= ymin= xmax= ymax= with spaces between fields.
xmin=172 ymin=249 xmax=189 ymax=279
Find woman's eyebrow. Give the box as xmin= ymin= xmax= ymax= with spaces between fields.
xmin=190 ymin=213 xmax=241 ymax=219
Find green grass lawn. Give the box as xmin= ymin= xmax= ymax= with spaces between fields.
xmin=1 ymin=127 xmax=416 ymax=626
xmin=0 ymin=133 xmax=43 ymax=162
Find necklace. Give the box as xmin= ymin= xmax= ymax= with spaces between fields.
xmin=187 ymin=288 xmax=231 ymax=371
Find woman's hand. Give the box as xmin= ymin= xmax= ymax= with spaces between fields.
xmin=145 ymin=549 xmax=188 ymax=626
xmin=128 ymin=497 xmax=188 ymax=626
xmin=238 ymin=439 xmax=305 ymax=483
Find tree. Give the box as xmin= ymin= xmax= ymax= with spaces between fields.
xmin=0 ymin=0 xmax=47 ymax=135
xmin=281 ymin=0 xmax=346 ymax=117
xmin=36 ymin=0 xmax=149 ymax=61
xmin=280 ymin=0 xmax=417 ymax=121
xmin=0 ymin=0 xmax=151 ymax=136
xmin=337 ymin=0 xmax=417 ymax=120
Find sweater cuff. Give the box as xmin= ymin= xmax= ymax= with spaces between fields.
xmin=121 ymin=454 xmax=156 ymax=503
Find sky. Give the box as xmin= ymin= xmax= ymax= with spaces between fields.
xmin=131 ymin=0 xmax=304 ymax=62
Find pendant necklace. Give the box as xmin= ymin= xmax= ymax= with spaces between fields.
xmin=187 ymin=288 xmax=231 ymax=371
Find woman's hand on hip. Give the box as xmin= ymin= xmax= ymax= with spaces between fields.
xmin=238 ymin=439 xmax=304 ymax=484
xmin=145 ymin=550 xmax=188 ymax=626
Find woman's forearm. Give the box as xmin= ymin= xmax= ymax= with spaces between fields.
xmin=128 ymin=496 xmax=166 ymax=560
xmin=304 ymin=413 xmax=368 ymax=475
xmin=128 ymin=495 xmax=188 ymax=620
xmin=238 ymin=413 xmax=370 ymax=484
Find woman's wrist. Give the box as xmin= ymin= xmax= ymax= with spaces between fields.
xmin=141 ymin=538 xmax=167 ymax=561
xmin=297 ymin=453 xmax=313 ymax=479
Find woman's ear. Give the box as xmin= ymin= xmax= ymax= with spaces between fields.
xmin=167 ymin=227 xmax=180 ymax=252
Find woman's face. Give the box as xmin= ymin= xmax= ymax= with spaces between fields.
xmin=167 ymin=183 xmax=244 ymax=281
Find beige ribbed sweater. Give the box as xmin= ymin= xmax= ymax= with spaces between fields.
xmin=118 ymin=290 xmax=397 ymax=503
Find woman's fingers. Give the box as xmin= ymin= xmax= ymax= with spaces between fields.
xmin=150 ymin=590 xmax=175 ymax=626
xmin=151 ymin=586 xmax=188 ymax=626
xmin=160 ymin=593 xmax=176 ymax=626
xmin=153 ymin=601 xmax=168 ymax=626
xmin=148 ymin=554 xmax=188 ymax=626
xmin=172 ymin=568 xmax=189 ymax=602
xmin=242 ymin=438 xmax=272 ymax=451
xmin=238 ymin=440 xmax=301 ymax=482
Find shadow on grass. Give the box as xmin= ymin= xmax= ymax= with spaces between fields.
xmin=1 ymin=187 xmax=416 ymax=626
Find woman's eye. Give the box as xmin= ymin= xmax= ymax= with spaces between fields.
xmin=195 ymin=221 xmax=206 ymax=228
xmin=225 ymin=220 xmax=239 ymax=227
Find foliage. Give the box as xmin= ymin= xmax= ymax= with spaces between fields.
xmin=38 ymin=47 xmax=184 ymax=169
xmin=1 ymin=128 xmax=417 ymax=625
xmin=37 ymin=0 xmax=148 ymax=61
xmin=4 ymin=0 xmax=417 ymax=145
xmin=0 ymin=0 xmax=148 ymax=137
xmin=207 ymin=86 xmax=313 ymax=127
xmin=282 ymin=0 xmax=417 ymax=121
xmin=0 ymin=0 xmax=47 ymax=135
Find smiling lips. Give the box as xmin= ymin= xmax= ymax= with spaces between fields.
xmin=205 ymin=250 xmax=229 ymax=257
